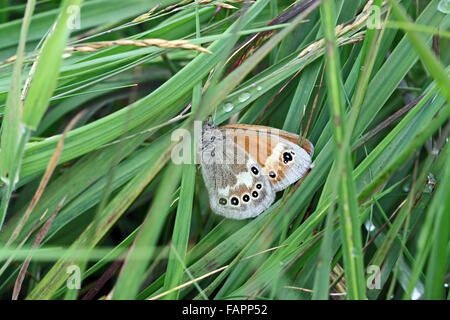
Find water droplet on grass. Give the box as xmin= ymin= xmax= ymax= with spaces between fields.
xmin=223 ymin=103 xmax=234 ymax=112
xmin=411 ymin=287 xmax=422 ymax=300
xmin=365 ymin=220 xmax=376 ymax=232
xmin=424 ymin=173 xmax=436 ymax=193
xmin=437 ymin=0 xmax=450 ymax=13
xmin=238 ymin=92 xmax=250 ymax=103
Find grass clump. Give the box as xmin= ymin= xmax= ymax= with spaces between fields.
xmin=0 ymin=0 xmax=448 ymax=300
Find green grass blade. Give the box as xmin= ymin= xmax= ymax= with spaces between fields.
xmin=0 ymin=0 xmax=36 ymax=230
xmin=22 ymin=0 xmax=83 ymax=129
xmin=112 ymin=162 xmax=182 ymax=299
xmin=0 ymin=0 xmax=447 ymax=302
xmin=162 ymin=163 xmax=196 ymax=300
xmin=387 ymin=0 xmax=450 ymax=103
xmin=411 ymin=143 xmax=450 ymax=299
xmin=317 ymin=0 xmax=366 ymax=300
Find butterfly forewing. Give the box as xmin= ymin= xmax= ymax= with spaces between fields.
xmin=220 ymin=125 xmax=314 ymax=192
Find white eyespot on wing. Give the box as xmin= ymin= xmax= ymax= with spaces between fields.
xmin=209 ymin=179 xmax=275 ymax=220
xmin=235 ymin=171 xmax=253 ymax=189
xmin=208 ymin=164 xmax=275 ymax=219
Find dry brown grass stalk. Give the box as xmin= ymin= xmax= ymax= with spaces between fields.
xmin=66 ymin=38 xmax=212 ymax=54
xmin=2 ymin=38 xmax=211 ymax=65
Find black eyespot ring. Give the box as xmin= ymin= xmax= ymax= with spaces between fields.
xmin=283 ymin=152 xmax=293 ymax=164
xmin=256 ymin=183 xmax=262 ymax=189
xmin=210 ymin=136 xmax=216 ymax=141
xmin=231 ymin=197 xmax=239 ymax=206
xmin=252 ymin=191 xmax=259 ymax=198
xmin=211 ymin=150 xmax=215 ymax=157
xmin=243 ymin=194 xmax=250 ymax=202
xmin=251 ymin=166 xmax=259 ymax=175
xmin=269 ymin=171 xmax=276 ymax=178
xmin=219 ymin=198 xmax=227 ymax=205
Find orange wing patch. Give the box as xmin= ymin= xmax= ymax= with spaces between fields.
xmin=220 ymin=124 xmax=314 ymax=156
xmin=220 ymin=126 xmax=277 ymax=168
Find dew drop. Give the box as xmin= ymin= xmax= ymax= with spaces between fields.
xmin=256 ymin=86 xmax=262 ymax=91
xmin=365 ymin=220 xmax=376 ymax=232
xmin=411 ymin=287 xmax=422 ymax=300
xmin=223 ymin=102 xmax=234 ymax=112
xmin=437 ymin=0 xmax=450 ymax=13
xmin=238 ymin=92 xmax=250 ymax=103
xmin=424 ymin=173 xmax=436 ymax=193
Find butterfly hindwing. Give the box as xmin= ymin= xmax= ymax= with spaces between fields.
xmin=199 ymin=125 xmax=275 ymax=219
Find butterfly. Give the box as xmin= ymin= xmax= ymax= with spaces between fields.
xmin=198 ymin=122 xmax=314 ymax=219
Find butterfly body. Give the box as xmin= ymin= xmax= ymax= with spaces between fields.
xmin=199 ymin=123 xmax=314 ymax=219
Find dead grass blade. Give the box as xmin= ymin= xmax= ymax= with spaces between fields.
xmin=7 ymin=110 xmax=86 ymax=247
xmin=12 ymin=197 xmax=66 ymax=300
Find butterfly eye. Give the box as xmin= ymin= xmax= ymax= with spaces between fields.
xmin=242 ymin=194 xmax=250 ymax=202
xmin=231 ymin=197 xmax=239 ymax=206
xmin=252 ymin=191 xmax=259 ymax=198
xmin=251 ymin=166 xmax=259 ymax=175
xmin=283 ymin=152 xmax=293 ymax=164
xmin=269 ymin=171 xmax=277 ymax=179
xmin=219 ymin=198 xmax=227 ymax=205
xmin=256 ymin=183 xmax=262 ymax=189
